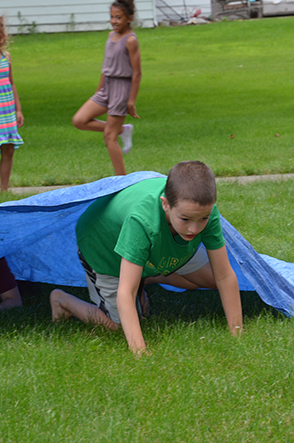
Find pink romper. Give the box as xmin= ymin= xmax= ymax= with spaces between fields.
xmin=91 ymin=32 xmax=137 ymax=116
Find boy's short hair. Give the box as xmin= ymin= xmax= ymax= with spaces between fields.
xmin=165 ymin=161 xmax=216 ymax=208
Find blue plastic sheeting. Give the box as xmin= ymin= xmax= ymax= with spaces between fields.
xmin=1 ymin=172 xmax=294 ymax=316
xmin=220 ymin=216 xmax=294 ymax=316
xmin=0 ymin=172 xmax=164 ymax=287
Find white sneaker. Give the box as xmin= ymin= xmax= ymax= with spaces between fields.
xmin=120 ymin=124 xmax=134 ymax=154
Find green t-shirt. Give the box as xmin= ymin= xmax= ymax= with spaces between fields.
xmin=76 ymin=177 xmax=225 ymax=278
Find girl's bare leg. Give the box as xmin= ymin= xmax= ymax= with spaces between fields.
xmin=50 ymin=289 xmax=120 ymax=331
xmin=74 ymin=107 xmax=126 ymax=175
xmin=72 ymin=100 xmax=108 ymax=132
xmin=0 ymin=144 xmax=14 ymax=191
xmin=73 ymin=100 xmax=125 ymax=135
xmin=104 ymin=115 xmax=126 ymax=175
xmin=73 ymin=101 xmax=126 ymax=174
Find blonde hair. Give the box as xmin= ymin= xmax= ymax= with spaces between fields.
xmin=0 ymin=16 xmax=9 ymax=53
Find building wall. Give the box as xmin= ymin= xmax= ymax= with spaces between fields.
xmin=1 ymin=0 xmax=157 ymax=34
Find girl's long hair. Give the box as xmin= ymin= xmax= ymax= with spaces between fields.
xmin=0 ymin=16 xmax=9 ymax=53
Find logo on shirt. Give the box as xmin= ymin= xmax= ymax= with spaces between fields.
xmin=146 ymin=254 xmax=193 ymax=275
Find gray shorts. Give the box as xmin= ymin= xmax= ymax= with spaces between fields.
xmin=175 ymin=243 xmax=209 ymax=275
xmin=90 ymin=76 xmax=132 ymax=116
xmin=79 ymin=250 xmax=142 ymax=324
xmin=78 ymin=244 xmax=209 ymax=324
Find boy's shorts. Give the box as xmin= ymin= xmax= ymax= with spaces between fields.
xmin=0 ymin=257 xmax=17 ymax=294
xmin=78 ymin=244 xmax=209 ymax=325
xmin=175 ymin=243 xmax=209 ymax=275
xmin=90 ymin=76 xmax=132 ymax=117
xmin=78 ymin=250 xmax=131 ymax=324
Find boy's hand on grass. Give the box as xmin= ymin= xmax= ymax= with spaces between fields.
xmin=133 ymin=347 xmax=152 ymax=358
xmin=230 ymin=325 xmax=243 ymax=336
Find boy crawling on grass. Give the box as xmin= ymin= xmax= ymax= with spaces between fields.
xmin=51 ymin=161 xmax=243 ymax=353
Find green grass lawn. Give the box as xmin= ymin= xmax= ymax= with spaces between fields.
xmin=1 ymin=18 xmax=294 ymax=442
xmin=1 ymin=283 xmax=293 ymax=442
xmin=8 ymin=16 xmax=294 ymax=185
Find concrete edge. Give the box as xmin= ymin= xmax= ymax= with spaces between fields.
xmin=8 ymin=173 xmax=294 ymax=195
xmin=215 ymin=173 xmax=294 ymax=185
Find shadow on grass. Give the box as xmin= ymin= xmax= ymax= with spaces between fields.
xmin=0 ymin=281 xmax=281 ymax=336
xmin=145 ymin=284 xmax=280 ymax=323
xmin=0 ymin=282 xmax=89 ymax=335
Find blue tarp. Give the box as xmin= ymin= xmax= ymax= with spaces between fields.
xmin=1 ymin=172 xmax=293 ymax=316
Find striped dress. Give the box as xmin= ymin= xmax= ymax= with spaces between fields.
xmin=0 ymin=53 xmax=23 ymax=148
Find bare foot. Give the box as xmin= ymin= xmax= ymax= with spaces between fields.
xmin=50 ymin=289 xmax=73 ymax=322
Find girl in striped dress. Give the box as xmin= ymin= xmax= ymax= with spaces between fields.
xmin=0 ymin=16 xmax=24 ymax=191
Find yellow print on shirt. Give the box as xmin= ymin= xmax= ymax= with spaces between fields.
xmin=146 ymin=254 xmax=193 ymax=275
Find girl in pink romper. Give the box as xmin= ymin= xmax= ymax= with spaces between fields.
xmin=72 ymin=0 xmax=141 ymax=176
